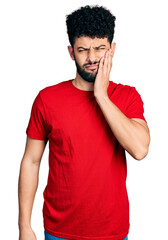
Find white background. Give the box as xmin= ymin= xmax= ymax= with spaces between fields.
xmin=0 ymin=0 xmax=168 ymax=239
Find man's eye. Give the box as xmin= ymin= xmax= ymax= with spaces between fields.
xmin=78 ymin=48 xmax=105 ymax=52
xmin=78 ymin=49 xmax=86 ymax=52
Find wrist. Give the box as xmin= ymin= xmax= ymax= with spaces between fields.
xmin=18 ymin=222 xmax=31 ymax=230
xmin=94 ymin=93 xmax=109 ymax=102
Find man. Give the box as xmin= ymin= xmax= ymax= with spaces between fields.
xmin=18 ymin=5 xmax=150 ymax=240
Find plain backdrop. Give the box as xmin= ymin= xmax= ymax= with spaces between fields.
xmin=0 ymin=0 xmax=168 ymax=239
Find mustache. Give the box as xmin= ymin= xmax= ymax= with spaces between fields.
xmin=84 ymin=61 xmax=100 ymax=67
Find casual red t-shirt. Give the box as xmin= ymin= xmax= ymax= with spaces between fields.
xmin=26 ymin=79 xmax=146 ymax=240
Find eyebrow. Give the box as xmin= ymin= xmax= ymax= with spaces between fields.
xmin=77 ymin=44 xmax=106 ymax=50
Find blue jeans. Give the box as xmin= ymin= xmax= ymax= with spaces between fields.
xmin=44 ymin=230 xmax=128 ymax=240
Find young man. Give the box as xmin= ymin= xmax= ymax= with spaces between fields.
xmin=18 ymin=5 xmax=150 ymax=240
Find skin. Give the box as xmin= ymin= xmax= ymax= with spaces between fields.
xmin=18 ymin=35 xmax=150 ymax=240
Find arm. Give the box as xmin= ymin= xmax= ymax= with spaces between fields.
xmin=18 ymin=136 xmax=47 ymax=240
xmin=95 ymin=94 xmax=150 ymax=160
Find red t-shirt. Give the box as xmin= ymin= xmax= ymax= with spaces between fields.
xmin=26 ymin=79 xmax=146 ymax=240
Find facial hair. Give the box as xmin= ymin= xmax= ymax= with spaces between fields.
xmin=73 ymin=51 xmax=99 ymax=83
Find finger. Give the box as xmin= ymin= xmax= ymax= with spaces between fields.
xmin=98 ymin=56 xmax=104 ymax=70
xmin=107 ymin=51 xmax=113 ymax=74
xmin=103 ymin=51 xmax=109 ymax=73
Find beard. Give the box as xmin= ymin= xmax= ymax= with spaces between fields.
xmin=73 ymin=52 xmax=99 ymax=83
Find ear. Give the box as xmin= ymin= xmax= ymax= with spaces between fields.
xmin=67 ymin=46 xmax=75 ymax=60
xmin=110 ymin=42 xmax=116 ymax=58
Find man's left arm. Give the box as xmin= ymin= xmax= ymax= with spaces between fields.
xmin=95 ymin=94 xmax=150 ymax=160
xmin=94 ymin=47 xmax=150 ymax=160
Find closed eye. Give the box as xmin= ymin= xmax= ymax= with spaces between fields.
xmin=78 ymin=48 xmax=105 ymax=52
xmin=77 ymin=44 xmax=107 ymax=51
xmin=78 ymin=49 xmax=86 ymax=52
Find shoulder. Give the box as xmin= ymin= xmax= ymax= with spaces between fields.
xmin=108 ymin=81 xmax=144 ymax=111
xmin=37 ymin=80 xmax=71 ymax=104
xmin=108 ymin=80 xmax=136 ymax=97
xmin=39 ymin=80 xmax=70 ymax=96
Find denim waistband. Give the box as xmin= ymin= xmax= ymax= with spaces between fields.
xmin=44 ymin=230 xmax=128 ymax=240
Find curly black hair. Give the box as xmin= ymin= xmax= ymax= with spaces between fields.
xmin=66 ymin=5 xmax=116 ymax=48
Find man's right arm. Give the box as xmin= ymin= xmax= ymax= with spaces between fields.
xmin=18 ymin=136 xmax=47 ymax=240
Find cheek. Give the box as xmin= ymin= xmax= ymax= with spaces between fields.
xmin=101 ymin=51 xmax=107 ymax=57
xmin=98 ymin=50 xmax=106 ymax=58
xmin=80 ymin=57 xmax=88 ymax=67
xmin=74 ymin=55 xmax=83 ymax=66
xmin=74 ymin=51 xmax=83 ymax=63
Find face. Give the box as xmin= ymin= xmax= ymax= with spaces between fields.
xmin=68 ymin=36 xmax=112 ymax=83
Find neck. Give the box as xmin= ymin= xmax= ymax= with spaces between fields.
xmin=73 ymin=73 xmax=94 ymax=91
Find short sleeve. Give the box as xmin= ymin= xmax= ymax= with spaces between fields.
xmin=125 ymin=87 xmax=147 ymax=123
xmin=26 ymin=92 xmax=48 ymax=140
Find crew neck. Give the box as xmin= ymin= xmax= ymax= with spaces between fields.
xmin=69 ymin=79 xmax=94 ymax=95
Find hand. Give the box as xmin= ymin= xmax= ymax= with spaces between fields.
xmin=94 ymin=48 xmax=113 ymax=98
xmin=19 ymin=226 xmax=37 ymax=240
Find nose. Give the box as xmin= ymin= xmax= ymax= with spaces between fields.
xmin=86 ymin=49 xmax=98 ymax=64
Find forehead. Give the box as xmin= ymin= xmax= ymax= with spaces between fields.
xmin=74 ymin=36 xmax=110 ymax=48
